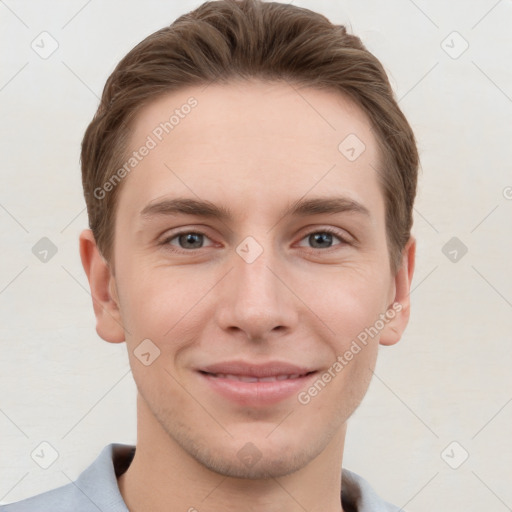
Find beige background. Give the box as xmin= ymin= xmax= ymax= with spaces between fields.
xmin=1 ymin=0 xmax=511 ymax=510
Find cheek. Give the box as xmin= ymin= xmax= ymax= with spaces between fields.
xmin=116 ymin=244 xmax=393 ymax=350
xmin=336 ymin=343 xmax=378 ymax=417
xmin=114 ymin=261 xmax=166 ymax=337
xmin=116 ymin=263 xmax=213 ymax=352
xmin=323 ymin=269 xmax=391 ymax=399
xmin=304 ymin=266 xmax=391 ymax=342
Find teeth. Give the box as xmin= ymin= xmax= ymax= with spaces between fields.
xmin=238 ymin=375 xmax=259 ymax=383
xmin=210 ymin=373 xmax=304 ymax=382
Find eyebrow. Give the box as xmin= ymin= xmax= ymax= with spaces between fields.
xmin=140 ymin=196 xmax=370 ymax=221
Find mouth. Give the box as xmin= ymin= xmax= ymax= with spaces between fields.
xmin=199 ymin=371 xmax=315 ymax=382
xmin=196 ymin=361 xmax=318 ymax=406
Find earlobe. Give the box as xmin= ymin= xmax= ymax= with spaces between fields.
xmin=379 ymin=236 xmax=416 ymax=346
xmin=79 ymin=229 xmax=125 ymax=344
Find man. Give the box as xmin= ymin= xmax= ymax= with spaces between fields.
xmin=1 ymin=0 xmax=417 ymax=510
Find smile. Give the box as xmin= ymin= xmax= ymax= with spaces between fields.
xmin=201 ymin=372 xmax=312 ymax=382
xmin=196 ymin=361 xmax=318 ymax=406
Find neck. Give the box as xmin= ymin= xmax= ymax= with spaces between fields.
xmin=118 ymin=394 xmax=347 ymax=512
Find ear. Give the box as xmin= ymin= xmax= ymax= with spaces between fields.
xmin=379 ymin=236 xmax=416 ymax=346
xmin=79 ymin=229 xmax=125 ymax=344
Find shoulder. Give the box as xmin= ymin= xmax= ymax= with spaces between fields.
xmin=342 ymin=468 xmax=404 ymax=512
xmin=0 ymin=482 xmax=91 ymax=512
xmin=0 ymin=444 xmax=133 ymax=512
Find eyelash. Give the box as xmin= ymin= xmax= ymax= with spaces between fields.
xmin=159 ymin=227 xmax=352 ymax=254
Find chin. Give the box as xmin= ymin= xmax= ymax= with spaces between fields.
xmin=141 ymin=385 xmax=346 ymax=479
xmin=173 ymin=418 xmax=336 ymax=479
xmin=186 ymin=439 xmax=320 ymax=480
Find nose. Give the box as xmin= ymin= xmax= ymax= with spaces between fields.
xmin=214 ymin=242 xmax=299 ymax=342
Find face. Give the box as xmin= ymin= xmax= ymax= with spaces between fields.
xmin=82 ymin=80 xmax=414 ymax=479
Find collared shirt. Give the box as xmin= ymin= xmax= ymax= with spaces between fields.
xmin=0 ymin=444 xmax=401 ymax=511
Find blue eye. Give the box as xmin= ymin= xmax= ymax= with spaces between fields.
xmin=163 ymin=232 xmax=214 ymax=250
xmin=306 ymin=232 xmax=337 ymax=249
xmin=298 ymin=229 xmax=348 ymax=249
xmin=161 ymin=227 xmax=350 ymax=254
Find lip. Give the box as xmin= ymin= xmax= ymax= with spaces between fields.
xmin=196 ymin=360 xmax=318 ymax=406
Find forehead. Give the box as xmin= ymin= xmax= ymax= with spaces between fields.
xmin=117 ymin=80 xmax=383 ymax=221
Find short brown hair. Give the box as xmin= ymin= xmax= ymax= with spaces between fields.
xmin=81 ymin=0 xmax=419 ymax=273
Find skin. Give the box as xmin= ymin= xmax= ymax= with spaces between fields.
xmin=80 ymin=80 xmax=415 ymax=512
